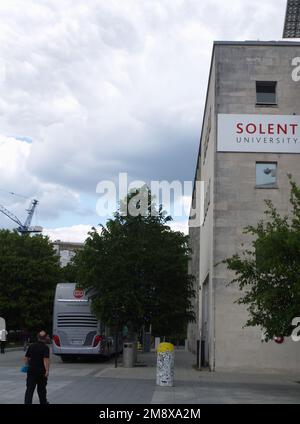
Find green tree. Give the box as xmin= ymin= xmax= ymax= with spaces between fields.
xmin=74 ymin=186 xmax=195 ymax=340
xmin=224 ymin=179 xmax=300 ymax=341
xmin=0 ymin=230 xmax=61 ymax=333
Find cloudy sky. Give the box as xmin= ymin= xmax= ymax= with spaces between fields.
xmin=0 ymin=0 xmax=289 ymax=241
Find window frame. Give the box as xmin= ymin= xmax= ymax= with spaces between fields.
xmin=256 ymin=81 xmax=277 ymax=106
xmin=255 ymin=161 xmax=278 ymax=189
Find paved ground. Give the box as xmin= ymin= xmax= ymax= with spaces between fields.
xmin=0 ymin=348 xmax=300 ymax=404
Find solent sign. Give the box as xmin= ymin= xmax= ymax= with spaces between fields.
xmin=218 ymin=114 xmax=300 ymax=153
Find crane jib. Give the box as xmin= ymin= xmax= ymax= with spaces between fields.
xmin=0 ymin=199 xmax=42 ymax=234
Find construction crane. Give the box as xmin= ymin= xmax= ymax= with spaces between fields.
xmin=0 ymin=199 xmax=42 ymax=234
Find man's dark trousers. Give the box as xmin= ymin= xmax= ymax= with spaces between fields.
xmin=24 ymin=374 xmax=48 ymax=404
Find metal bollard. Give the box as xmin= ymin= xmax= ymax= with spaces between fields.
xmin=154 ymin=337 xmax=161 ymax=351
xmin=156 ymin=343 xmax=174 ymax=387
xmin=123 ymin=342 xmax=134 ymax=368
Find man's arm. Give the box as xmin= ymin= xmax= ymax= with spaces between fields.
xmin=44 ymin=345 xmax=50 ymax=377
xmin=43 ymin=358 xmax=49 ymax=378
xmin=24 ymin=346 xmax=31 ymax=364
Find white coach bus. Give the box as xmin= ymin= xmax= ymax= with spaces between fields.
xmin=52 ymin=283 xmax=120 ymax=361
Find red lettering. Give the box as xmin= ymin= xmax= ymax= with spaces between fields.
xmin=236 ymin=123 xmax=243 ymax=134
xmin=290 ymin=124 xmax=298 ymax=135
xmin=235 ymin=121 xmax=298 ymax=136
xmin=277 ymin=124 xmax=287 ymax=135
xmin=259 ymin=124 xmax=266 ymax=134
xmin=246 ymin=124 xmax=256 ymax=134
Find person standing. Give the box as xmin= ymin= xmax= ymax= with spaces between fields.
xmin=24 ymin=331 xmax=50 ymax=404
xmin=0 ymin=329 xmax=8 ymax=354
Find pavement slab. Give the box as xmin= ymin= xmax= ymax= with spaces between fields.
xmin=0 ymin=349 xmax=300 ymax=404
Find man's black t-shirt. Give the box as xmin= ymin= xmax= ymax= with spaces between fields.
xmin=25 ymin=341 xmax=49 ymax=376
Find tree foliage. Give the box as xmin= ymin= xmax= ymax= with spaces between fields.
xmin=224 ymin=179 xmax=300 ymax=341
xmin=73 ymin=186 xmax=195 ymax=338
xmin=0 ymin=230 xmax=61 ymax=332
xmin=60 ymin=261 xmax=78 ymax=283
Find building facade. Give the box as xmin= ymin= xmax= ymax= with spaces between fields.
xmin=188 ymin=41 xmax=300 ymax=372
xmin=53 ymin=240 xmax=84 ymax=267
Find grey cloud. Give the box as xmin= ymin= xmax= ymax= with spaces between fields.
xmin=0 ymin=0 xmax=288 ymax=228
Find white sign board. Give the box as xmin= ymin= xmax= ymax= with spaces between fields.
xmin=218 ymin=114 xmax=300 ymax=153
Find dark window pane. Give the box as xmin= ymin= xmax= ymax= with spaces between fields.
xmin=256 ymin=81 xmax=277 ymax=104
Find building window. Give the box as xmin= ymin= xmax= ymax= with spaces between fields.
xmin=203 ymin=107 xmax=212 ymax=165
xmin=256 ymin=81 xmax=277 ymax=105
xmin=256 ymin=162 xmax=278 ymax=188
xmin=203 ymin=179 xmax=211 ymax=222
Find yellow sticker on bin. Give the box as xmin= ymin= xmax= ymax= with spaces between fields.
xmin=157 ymin=343 xmax=174 ymax=353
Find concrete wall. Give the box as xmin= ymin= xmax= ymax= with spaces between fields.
xmin=189 ymin=42 xmax=300 ymax=372
xmin=213 ymin=44 xmax=300 ymax=372
xmin=53 ymin=241 xmax=84 ymax=267
xmin=187 ymin=226 xmax=199 ymax=355
xmin=188 ymin=53 xmax=217 ymax=369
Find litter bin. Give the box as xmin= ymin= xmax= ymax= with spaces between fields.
xmin=123 ymin=342 xmax=134 ymax=368
xmin=156 ymin=342 xmax=174 ymax=387
xmin=143 ymin=332 xmax=151 ymax=353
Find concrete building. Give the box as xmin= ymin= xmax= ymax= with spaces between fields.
xmin=53 ymin=240 xmax=84 ymax=267
xmin=188 ymin=41 xmax=300 ymax=373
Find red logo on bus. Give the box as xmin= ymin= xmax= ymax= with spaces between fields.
xmin=73 ymin=289 xmax=84 ymax=299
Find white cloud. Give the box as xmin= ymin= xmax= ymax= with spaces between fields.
xmin=43 ymin=224 xmax=94 ymax=243
xmin=0 ymin=134 xmax=81 ymax=226
xmin=169 ymin=221 xmax=189 ymax=235
xmin=44 ymin=219 xmax=188 ymax=244
xmin=0 ymin=0 xmax=288 ymax=239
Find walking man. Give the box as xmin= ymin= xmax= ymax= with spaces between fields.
xmin=24 ymin=331 xmax=50 ymax=404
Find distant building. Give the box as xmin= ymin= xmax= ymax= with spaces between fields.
xmin=52 ymin=240 xmax=84 ymax=267
xmin=188 ymin=41 xmax=300 ymax=373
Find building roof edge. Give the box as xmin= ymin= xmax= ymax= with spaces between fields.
xmin=213 ymin=40 xmax=300 ymax=46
